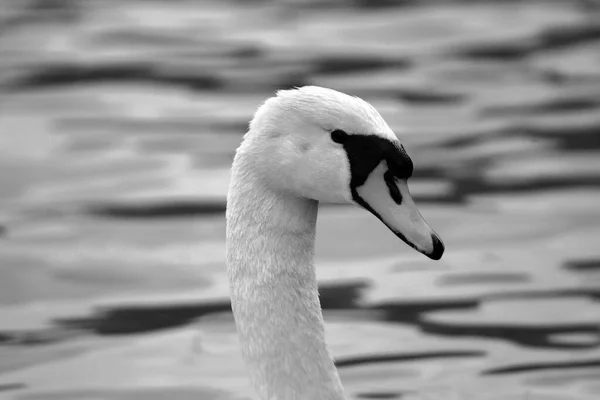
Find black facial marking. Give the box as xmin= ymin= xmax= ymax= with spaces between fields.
xmin=331 ymin=129 xmax=348 ymax=144
xmin=337 ymin=133 xmax=415 ymax=245
xmin=338 ymin=133 xmax=413 ymax=193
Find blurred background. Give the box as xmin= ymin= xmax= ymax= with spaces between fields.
xmin=0 ymin=0 xmax=600 ymax=399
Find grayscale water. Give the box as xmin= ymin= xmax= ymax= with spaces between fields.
xmin=0 ymin=0 xmax=599 ymax=399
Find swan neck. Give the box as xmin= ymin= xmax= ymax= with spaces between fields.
xmin=226 ymin=159 xmax=345 ymax=400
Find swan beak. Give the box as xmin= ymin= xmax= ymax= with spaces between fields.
xmin=354 ymin=163 xmax=444 ymax=260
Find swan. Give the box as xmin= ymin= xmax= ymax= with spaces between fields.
xmin=226 ymin=86 xmax=444 ymax=400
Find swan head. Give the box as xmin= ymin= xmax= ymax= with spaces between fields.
xmin=239 ymin=86 xmax=444 ymax=260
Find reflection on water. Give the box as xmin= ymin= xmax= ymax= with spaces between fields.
xmin=0 ymin=0 xmax=600 ymax=399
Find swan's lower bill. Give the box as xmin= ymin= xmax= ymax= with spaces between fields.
xmin=354 ymin=162 xmax=445 ymax=260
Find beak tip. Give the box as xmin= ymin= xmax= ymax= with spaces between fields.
xmin=427 ymin=234 xmax=445 ymax=260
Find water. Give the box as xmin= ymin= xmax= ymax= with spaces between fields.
xmin=0 ymin=0 xmax=599 ymax=399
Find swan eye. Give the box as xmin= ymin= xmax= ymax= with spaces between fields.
xmin=331 ymin=129 xmax=347 ymax=144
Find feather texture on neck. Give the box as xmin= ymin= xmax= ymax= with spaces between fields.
xmin=226 ymin=151 xmax=346 ymax=400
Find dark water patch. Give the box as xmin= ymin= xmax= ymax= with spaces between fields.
xmin=0 ymin=0 xmax=80 ymax=34
xmin=86 ymin=201 xmax=226 ymax=219
xmin=396 ymin=89 xmax=466 ymax=104
xmin=565 ymin=259 xmax=600 ymax=272
xmin=421 ymin=319 xmax=600 ymax=350
xmin=374 ymin=300 xmax=479 ymax=325
xmin=438 ymin=272 xmax=530 ymax=286
xmin=53 ymin=282 xmax=366 ymax=336
xmin=539 ymin=23 xmax=600 ymax=50
xmin=482 ymin=98 xmax=600 ymax=117
xmin=486 ymin=288 xmax=600 ymax=302
xmin=541 ymin=69 xmax=569 ymax=85
xmin=153 ymin=71 xmax=223 ymax=91
xmin=526 ymin=126 xmax=600 ymax=151
xmin=0 ymin=383 xmax=26 ymax=392
xmin=352 ymin=0 xmax=416 ymax=9
xmin=335 ymin=350 xmax=484 ymax=368
xmin=455 ymin=41 xmax=534 ymax=61
xmin=7 ymin=63 xmax=222 ymax=91
xmin=0 ymin=328 xmax=83 ymax=347
xmin=436 ymin=134 xmax=482 ymax=149
xmin=319 ymin=281 xmax=369 ymax=309
xmin=313 ymin=57 xmax=409 ymax=75
xmin=526 ymin=98 xmax=600 ymax=113
xmin=483 ymin=358 xmax=600 ymax=375
xmin=356 ymin=392 xmax=403 ymax=399
xmin=230 ymin=45 xmax=264 ymax=59
xmin=455 ymin=174 xmax=600 ymax=198
xmin=91 ymin=29 xmax=207 ymax=49
xmin=0 ymin=225 xmax=5 ymax=237
xmin=9 ymin=63 xmax=155 ymax=88
xmin=56 ymin=301 xmax=233 ymax=335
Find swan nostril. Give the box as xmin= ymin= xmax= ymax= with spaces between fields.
xmin=384 ymin=170 xmax=402 ymax=205
xmin=429 ymin=234 xmax=445 ymax=260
